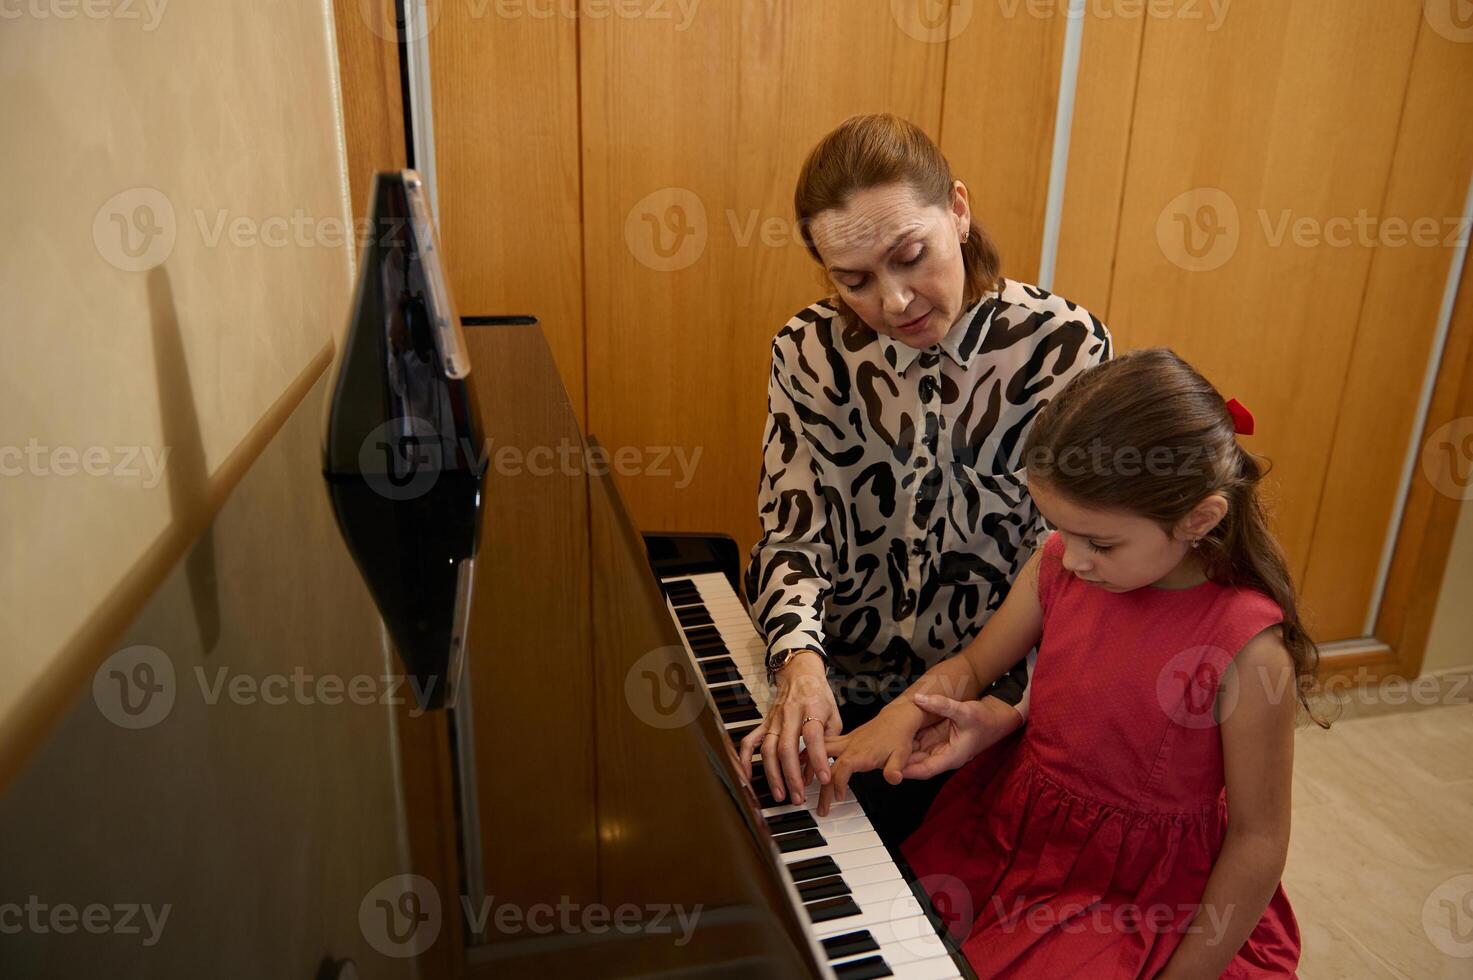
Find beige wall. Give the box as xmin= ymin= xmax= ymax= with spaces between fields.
xmin=1423 ymin=497 xmax=1473 ymax=675
xmin=0 ymin=1 xmax=352 ymax=746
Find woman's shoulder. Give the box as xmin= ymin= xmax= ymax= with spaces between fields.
xmin=770 ymin=296 xmax=878 ymax=368
xmin=772 ymin=296 xmax=842 ymax=348
xmin=993 ymin=278 xmax=1110 ymax=338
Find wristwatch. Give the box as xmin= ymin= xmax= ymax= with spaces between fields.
xmin=765 ymin=646 xmax=826 ymax=682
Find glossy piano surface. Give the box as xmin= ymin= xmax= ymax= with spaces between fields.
xmin=0 ymin=317 xmax=823 ymax=979
xmin=446 ymin=319 xmax=821 ymax=977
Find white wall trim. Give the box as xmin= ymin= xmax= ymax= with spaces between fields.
xmin=404 ymin=0 xmax=441 ymax=222
xmin=1037 ymin=0 xmax=1087 ymax=292
xmin=1363 ymin=169 xmax=1473 ymax=636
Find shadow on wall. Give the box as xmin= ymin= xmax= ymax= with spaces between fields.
xmin=148 ymin=266 xmax=219 ymax=654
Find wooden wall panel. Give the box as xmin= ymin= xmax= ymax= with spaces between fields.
xmin=940 ymin=2 xmax=1069 ymax=284
xmin=429 ymin=0 xmax=587 ymax=421
xmin=1100 ymin=0 xmax=1425 ymax=639
xmin=330 ymin=0 xmax=408 ymax=230
xmin=1377 ymin=244 xmax=1473 ymax=670
xmin=581 ymin=1 xmax=948 ymax=556
xmin=1053 ymin=9 xmax=1146 ymax=316
xmin=1300 ymin=20 xmax=1473 ymax=639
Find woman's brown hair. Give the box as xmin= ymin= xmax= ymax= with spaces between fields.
xmin=794 ymin=113 xmax=1002 ymax=322
xmin=1022 ymin=348 xmax=1328 ymax=726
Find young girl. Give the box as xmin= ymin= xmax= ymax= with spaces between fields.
xmin=823 ymin=348 xmax=1318 ymax=978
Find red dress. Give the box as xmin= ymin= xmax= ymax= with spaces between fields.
xmin=902 ymin=533 xmax=1301 ymax=978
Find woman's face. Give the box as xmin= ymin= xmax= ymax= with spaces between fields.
xmin=809 ymin=180 xmax=971 ymax=350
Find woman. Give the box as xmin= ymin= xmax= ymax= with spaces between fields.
xmin=738 ymin=113 xmax=1112 ymax=846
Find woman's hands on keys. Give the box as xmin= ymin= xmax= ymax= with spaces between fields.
xmin=737 ymin=650 xmax=841 ymax=806
xmin=899 ymin=693 xmax=1023 ymax=779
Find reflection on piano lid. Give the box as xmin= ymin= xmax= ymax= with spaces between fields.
xmin=320 ymin=170 xmax=483 ymax=711
xmin=645 ymin=535 xmax=977 ymax=980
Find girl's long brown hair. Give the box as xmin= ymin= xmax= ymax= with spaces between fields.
xmin=1022 ymin=348 xmax=1327 ymax=726
xmin=793 ymin=113 xmax=1002 ymax=321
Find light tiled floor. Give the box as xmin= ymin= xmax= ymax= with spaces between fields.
xmin=1286 ymin=700 xmax=1473 ymax=978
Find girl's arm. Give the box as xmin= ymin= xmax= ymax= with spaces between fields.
xmin=1156 ymin=628 xmax=1297 ymax=980
xmin=820 ymin=549 xmax=1046 ymax=806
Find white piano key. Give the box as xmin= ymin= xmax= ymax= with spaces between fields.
xmin=834 ymin=916 xmax=953 ymax=964
xmin=764 ymin=798 xmax=864 ymax=820
xmin=829 ymin=861 xmax=907 ymax=889
xmin=890 ymin=955 xmax=964 ymax=979
xmin=801 ymin=843 xmax=899 ymax=875
xmin=798 ymin=828 xmax=887 ymax=858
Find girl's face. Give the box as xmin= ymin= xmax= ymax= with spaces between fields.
xmin=1029 ymin=478 xmax=1227 ymax=592
xmin=808 ymin=181 xmax=971 ymax=350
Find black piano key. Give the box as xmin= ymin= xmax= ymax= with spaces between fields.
xmin=674 ymin=605 xmax=714 ymax=628
xmin=821 ymin=930 xmax=881 ymax=961
xmin=718 ymin=702 xmax=762 ymax=724
xmin=766 ymin=810 xmax=818 ymax=836
xmin=775 ymin=828 xmax=826 ymax=854
xmin=709 ymin=684 xmax=755 ymax=708
xmin=747 ymin=773 xmax=783 ymax=808
xmin=786 ymin=855 xmax=841 ymax=883
xmin=797 ymin=873 xmax=851 ymax=903
xmin=707 ymin=677 xmax=748 ymax=698
xmin=833 ymin=955 xmax=894 ymax=980
xmin=805 ymin=895 xmax=862 ymax=924
xmin=699 ymin=657 xmax=742 ymax=684
xmin=727 ymin=723 xmax=757 ymax=746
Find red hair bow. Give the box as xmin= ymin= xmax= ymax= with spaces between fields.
xmin=1226 ymin=398 xmax=1255 ymax=436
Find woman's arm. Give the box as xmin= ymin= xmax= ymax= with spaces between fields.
xmin=820 ymin=549 xmax=1046 ymax=809
xmin=1156 ymin=628 xmax=1297 ymax=980
xmin=739 ymin=342 xmax=844 ymax=804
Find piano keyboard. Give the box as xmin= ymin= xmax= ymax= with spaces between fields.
xmin=659 ymin=572 xmax=967 ymax=980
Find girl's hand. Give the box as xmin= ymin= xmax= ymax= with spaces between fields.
xmin=736 ymin=651 xmax=841 ymax=807
xmin=819 ymin=702 xmax=930 ymax=815
xmin=899 ymin=693 xmax=1023 ymax=779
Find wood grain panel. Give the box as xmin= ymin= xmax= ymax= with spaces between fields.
xmin=939 ymin=0 xmax=1069 ymax=283
xmin=1053 ymin=8 xmax=1146 ymax=316
xmin=582 ymin=0 xmax=947 ymax=558
xmin=463 ymin=323 xmax=599 ymax=929
xmin=1376 ymin=244 xmax=1473 ymax=673
xmin=1299 ymin=21 xmax=1473 ymax=639
xmin=429 ymin=0 xmax=586 ymax=421
xmin=1102 ymin=0 xmax=1424 ymax=638
xmin=330 ymin=0 xmax=408 ymax=230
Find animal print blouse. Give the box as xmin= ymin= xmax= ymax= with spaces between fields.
xmin=743 ymin=279 xmax=1112 ymax=698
